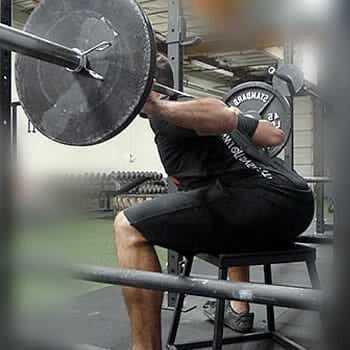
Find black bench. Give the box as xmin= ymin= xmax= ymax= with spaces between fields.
xmin=166 ymin=243 xmax=321 ymax=350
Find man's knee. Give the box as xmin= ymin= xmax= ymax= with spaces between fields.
xmin=114 ymin=211 xmax=129 ymax=232
xmin=114 ymin=211 xmax=146 ymax=247
xmin=114 ymin=211 xmax=132 ymax=242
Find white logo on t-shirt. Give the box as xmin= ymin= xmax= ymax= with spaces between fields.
xmin=221 ymin=134 xmax=273 ymax=180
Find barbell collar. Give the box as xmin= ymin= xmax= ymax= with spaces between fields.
xmin=66 ymin=42 xmax=113 ymax=81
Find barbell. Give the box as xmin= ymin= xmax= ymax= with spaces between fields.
xmin=3 ymin=0 xmax=302 ymax=156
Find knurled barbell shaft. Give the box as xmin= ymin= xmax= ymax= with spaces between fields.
xmin=0 ymin=23 xmax=81 ymax=71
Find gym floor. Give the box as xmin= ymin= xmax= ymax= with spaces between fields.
xmin=14 ymin=218 xmax=332 ymax=349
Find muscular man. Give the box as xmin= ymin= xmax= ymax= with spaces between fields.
xmin=114 ymin=55 xmax=314 ymax=350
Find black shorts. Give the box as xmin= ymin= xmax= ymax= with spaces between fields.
xmin=124 ymin=179 xmax=314 ymax=255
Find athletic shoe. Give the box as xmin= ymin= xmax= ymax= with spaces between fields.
xmin=203 ymin=300 xmax=254 ymax=333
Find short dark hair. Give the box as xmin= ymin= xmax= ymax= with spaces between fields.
xmin=155 ymin=54 xmax=174 ymax=88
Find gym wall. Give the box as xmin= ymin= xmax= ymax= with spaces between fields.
xmin=294 ymin=96 xmax=314 ymax=177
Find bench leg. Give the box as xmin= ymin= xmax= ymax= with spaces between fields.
xmin=213 ymin=267 xmax=228 ymax=350
xmin=167 ymin=256 xmax=194 ymax=347
xmin=306 ymin=260 xmax=322 ymax=289
xmin=264 ymin=264 xmax=276 ymax=332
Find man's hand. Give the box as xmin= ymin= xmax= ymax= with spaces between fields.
xmin=228 ymin=106 xmax=242 ymax=118
xmin=141 ymin=82 xmax=162 ymax=115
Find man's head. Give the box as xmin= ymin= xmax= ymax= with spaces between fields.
xmin=155 ymin=54 xmax=174 ymax=88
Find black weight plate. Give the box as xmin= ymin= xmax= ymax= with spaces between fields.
xmin=224 ymin=82 xmax=291 ymax=157
xmin=15 ymin=0 xmax=156 ymax=146
xmin=272 ymin=64 xmax=305 ymax=97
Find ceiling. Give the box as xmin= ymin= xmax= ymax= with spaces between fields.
xmin=13 ymin=0 xmax=281 ymax=97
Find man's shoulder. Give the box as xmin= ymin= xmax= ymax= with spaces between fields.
xmin=149 ymin=114 xmax=199 ymax=140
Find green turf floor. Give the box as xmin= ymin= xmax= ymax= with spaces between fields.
xmin=12 ymin=198 xmax=334 ymax=312
xmin=13 ymin=217 xmax=167 ymax=312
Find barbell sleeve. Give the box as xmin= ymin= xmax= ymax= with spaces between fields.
xmin=0 ymin=23 xmax=81 ymax=71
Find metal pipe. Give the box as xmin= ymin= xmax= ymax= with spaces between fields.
xmin=305 ymin=177 xmax=334 ymax=183
xmin=11 ymin=103 xmax=17 ymax=161
xmin=154 ymin=82 xmax=193 ymax=99
xmin=67 ymin=264 xmax=325 ymax=311
xmin=0 ymin=23 xmax=81 ymax=70
xmin=296 ymin=233 xmax=333 ymax=245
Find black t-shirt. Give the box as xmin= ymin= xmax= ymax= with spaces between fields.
xmin=148 ymin=100 xmax=308 ymax=191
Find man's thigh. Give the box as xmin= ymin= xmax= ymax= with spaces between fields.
xmin=124 ymin=182 xmax=227 ymax=254
xmin=124 ymin=182 xmax=313 ymax=255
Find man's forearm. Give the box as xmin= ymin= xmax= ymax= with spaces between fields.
xmin=144 ymin=98 xmax=239 ymax=135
